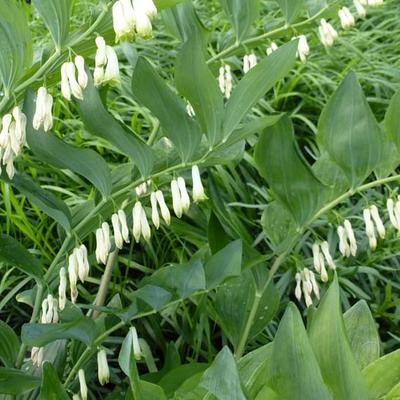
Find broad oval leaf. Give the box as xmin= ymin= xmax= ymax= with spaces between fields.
xmin=0 ymin=234 xmax=43 ymax=280
xmin=204 ymin=239 xmax=242 ymax=289
xmin=0 ymin=368 xmax=40 ymax=395
xmin=39 ymin=362 xmax=69 ymax=400
xmin=21 ymin=318 xmax=97 ymax=347
xmin=32 ymin=0 xmax=71 ymax=48
xmin=0 ymin=0 xmax=32 ymax=90
xmin=3 ymin=173 xmax=71 ymax=232
xmin=24 ymin=89 xmax=112 ymax=198
xmin=343 ymin=300 xmax=381 ymax=369
xmin=131 ymin=57 xmax=202 ymax=162
xmin=254 ymin=115 xmax=328 ymax=226
xmin=384 ymin=87 xmax=400 ymax=152
xmin=362 ymin=349 xmax=400 ymax=399
xmin=200 ymin=347 xmax=246 ymax=400
xmin=176 ymin=36 xmax=224 ymax=146
xmin=219 ymin=0 xmax=259 ymax=41
xmin=76 ymin=71 xmax=154 ymax=177
xmin=308 ymin=275 xmax=370 ymax=399
xmin=267 ymin=303 xmax=332 ymax=400
xmin=318 ymin=71 xmax=384 ymax=188
xmin=223 ymin=40 xmax=298 ymax=138
xmin=276 ymin=0 xmax=304 ymax=22
xmin=0 ymin=321 xmax=20 ymax=368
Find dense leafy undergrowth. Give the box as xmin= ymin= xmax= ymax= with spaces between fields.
xmin=0 ymin=0 xmax=399 ymax=398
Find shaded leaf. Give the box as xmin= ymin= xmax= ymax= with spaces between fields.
xmin=384 ymin=87 xmax=400 ymax=153
xmin=0 ymin=321 xmax=20 ymax=368
xmin=21 ymin=318 xmax=97 ymax=347
xmin=5 ymin=173 xmax=71 ymax=232
xmin=39 ymin=362 xmax=69 ymax=400
xmin=135 ymin=285 xmax=172 ymax=311
xmin=0 ymin=234 xmax=43 ymax=280
xmin=0 ymin=368 xmax=40 ymax=395
xmin=131 ymin=57 xmax=202 ymax=161
xmin=318 ymin=71 xmax=384 ymax=188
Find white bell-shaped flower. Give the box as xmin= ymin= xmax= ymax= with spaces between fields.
xmin=155 ymin=190 xmax=171 ymax=225
xmin=171 ymin=179 xmax=183 ymax=218
xmin=103 ymin=46 xmax=120 ymax=86
xmin=337 ymin=225 xmax=351 ymax=257
xmin=64 ymin=62 xmax=83 ymax=100
xmin=133 ymin=201 xmax=143 ymax=242
xmin=297 ymin=35 xmax=310 ymax=63
xmin=58 ymin=267 xmax=67 ymax=311
xmin=74 ymin=56 xmax=88 ymax=89
xmin=338 ymin=7 xmax=355 ymax=29
xmin=130 ymin=326 xmax=143 ymax=360
xmin=79 ymin=369 xmax=88 ymax=400
xmin=370 ymin=205 xmax=385 ymax=239
xmin=363 ymin=208 xmax=377 ymax=250
xmin=150 ymin=192 xmax=160 ymax=229
xmin=192 ymin=165 xmax=207 ymax=202
xmin=320 ymin=241 xmax=336 ymax=270
xmin=140 ymin=206 xmax=151 ymax=241
xmin=319 ymin=19 xmax=338 ymax=48
xmin=266 ymin=42 xmax=278 ymax=56
xmin=61 ymin=63 xmax=72 ymax=101
xmin=97 ymin=349 xmax=110 ymax=385
xmin=353 ymin=0 xmax=366 ymax=17
xmin=112 ymin=0 xmax=136 ymax=42
xmin=177 ymin=177 xmax=190 ymax=213
xmin=295 ymin=272 xmax=302 ymax=301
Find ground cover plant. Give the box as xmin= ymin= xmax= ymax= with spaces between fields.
xmin=0 ymin=0 xmax=399 ymax=398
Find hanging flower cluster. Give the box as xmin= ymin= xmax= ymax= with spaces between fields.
xmin=32 ymin=86 xmax=53 ymax=132
xmin=218 ymin=65 xmax=233 ymax=99
xmin=243 ymin=53 xmax=257 ymax=73
xmin=61 ymin=56 xmax=88 ymax=101
xmin=296 ymin=194 xmax=395 ymax=307
xmin=295 ymin=268 xmax=320 ymax=307
xmin=0 ymin=107 xmax=26 ymax=179
xmin=94 ymin=36 xmax=120 ymax=86
xmin=58 ymin=166 xmax=206 ymax=305
xmin=112 ymin=0 xmax=158 ymax=41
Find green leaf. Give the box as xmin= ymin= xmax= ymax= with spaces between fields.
xmin=223 ymin=40 xmax=298 ymax=137
xmin=343 ymin=300 xmax=381 ymax=369
xmin=135 ymin=285 xmax=172 ymax=311
xmin=39 ymin=362 xmax=69 ymax=400
xmin=238 ymin=344 xmax=273 ymax=399
xmin=131 ymin=57 xmax=202 ymax=162
xmin=205 ymin=240 xmax=242 ymax=289
xmin=199 ymin=347 xmax=246 ymax=400
xmin=0 ymin=321 xmax=20 ymax=368
xmin=255 ymin=386 xmax=279 ymax=400
xmin=158 ymin=364 xmax=209 ymax=398
xmin=275 ymin=0 xmax=304 ymax=22
xmin=384 ymin=87 xmax=400 ymax=152
xmin=154 ymin=0 xmax=187 ymax=10
xmin=318 ymin=70 xmax=384 ymax=188
xmin=76 ymin=72 xmax=154 ymax=177
xmin=0 ymin=234 xmax=43 ymax=280
xmin=255 ymin=115 xmax=328 ymax=226
xmin=32 ymin=0 xmax=71 ymax=48
xmin=0 ymin=0 xmax=32 ymax=90
xmin=308 ymin=275 xmax=370 ymax=399
xmin=261 ymin=201 xmax=297 ymax=252
xmin=21 ymin=318 xmax=97 ymax=347
xmin=267 ymin=303 xmax=331 ymax=400
xmin=141 ymin=381 xmax=167 ymax=400
xmin=144 ymin=259 xmax=206 ymax=299
xmin=176 ymin=36 xmax=223 ymax=146
xmin=4 ymin=173 xmax=71 ymax=232
xmin=305 ymin=0 xmax=326 ymax=15
xmin=161 ymin=2 xmax=206 ymax=43
xmin=208 ymin=211 xmax=231 ymax=254
xmin=0 ymin=368 xmax=40 ymax=395
xmin=362 ymin=349 xmax=400 ymax=399
xmin=219 ymin=0 xmax=259 ymax=41
xmin=24 ymin=89 xmax=112 ymax=198
xmin=215 ymin=268 xmax=279 ymax=350
xmin=386 ymin=381 xmax=400 ymax=399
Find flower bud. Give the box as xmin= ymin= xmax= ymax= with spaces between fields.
xmin=31 ymin=346 xmax=44 ymax=366
xmin=95 ymin=36 xmax=107 ymax=67
xmin=65 ymin=62 xmax=83 ymax=100
xmin=297 ymin=35 xmax=310 ymax=63
xmin=76 ymin=245 xmax=90 ymax=283
xmin=319 ymin=19 xmax=338 ymax=48
xmin=387 ymin=199 xmax=399 ymax=229
xmin=177 ymin=177 xmax=190 ymax=213
xmin=155 ymin=190 xmax=171 ymax=225
xmin=171 ymin=179 xmax=183 ymax=218
xmin=113 ymin=0 xmax=135 ymax=42
xmin=112 ymin=213 xmax=124 ymax=249
xmin=353 ymin=0 xmax=366 ymax=17
xmin=312 ymin=243 xmax=321 ymax=273
xmin=363 ymin=208 xmax=377 ymax=250
xmin=74 ymin=56 xmax=88 ymax=89
xmin=118 ymin=209 xmax=130 ymax=244
xmin=133 ymin=201 xmax=143 ymax=242
xmin=150 ymin=192 xmax=160 ymax=229
xmin=320 ymin=241 xmax=336 ymax=270
xmin=370 ymin=205 xmax=385 ymax=239
xmin=61 ymin=63 xmax=72 ymax=101
xmin=266 ymin=42 xmax=278 ymax=56
xmin=33 ymin=87 xmax=47 ymax=130
xmin=140 ymin=207 xmax=151 ymax=241
xmin=295 ymin=272 xmax=302 ymax=301
xmin=337 ymin=225 xmax=350 ymax=257
xmin=59 ymin=267 xmax=67 ymax=311
xmin=78 ymin=369 xmax=88 ymax=400
xmin=192 ymin=165 xmax=207 ymax=202
xmin=130 ymin=326 xmax=142 ymax=360
xmin=338 ymin=7 xmax=355 ymax=29
xmin=344 ymin=219 xmax=357 ymax=256
xmin=135 ymin=10 xmax=153 ymax=38
xmin=224 ymin=65 xmax=232 ymax=99
xmin=103 ymin=46 xmax=120 ymax=86
xmin=97 ymin=349 xmax=110 ymax=386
